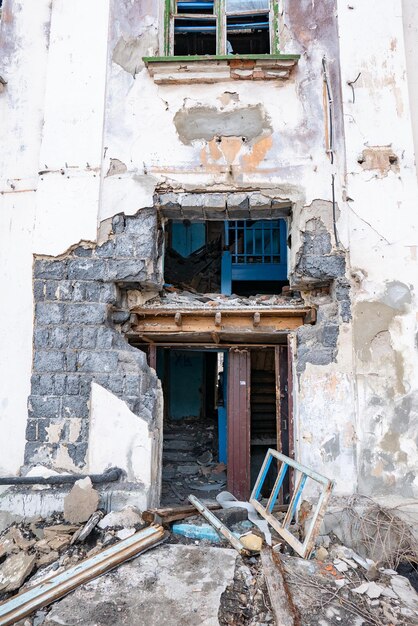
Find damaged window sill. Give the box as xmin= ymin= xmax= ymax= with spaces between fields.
xmin=143 ymin=54 xmax=299 ymax=84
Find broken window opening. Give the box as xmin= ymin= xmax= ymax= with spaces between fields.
xmin=168 ymin=0 xmax=277 ymax=56
xmin=163 ymin=218 xmax=288 ymax=297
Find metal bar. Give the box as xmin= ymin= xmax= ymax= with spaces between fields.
xmin=0 ymin=525 xmax=165 ymax=626
xmin=188 ymin=495 xmax=250 ymax=555
xmin=174 ymin=21 xmax=269 ymax=32
xmin=177 ymin=2 xmax=214 ymax=8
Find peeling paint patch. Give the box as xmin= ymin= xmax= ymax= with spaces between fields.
xmin=107 ymin=158 xmax=128 ymax=177
xmin=173 ymin=104 xmax=272 ymax=145
xmin=112 ymin=28 xmax=158 ymax=76
xmin=358 ymin=146 xmax=399 ymax=177
xmin=321 ymin=433 xmax=340 ymax=462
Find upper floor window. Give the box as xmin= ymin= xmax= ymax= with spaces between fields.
xmin=165 ymin=0 xmax=278 ymax=57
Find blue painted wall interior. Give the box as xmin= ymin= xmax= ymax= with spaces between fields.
xmin=168 ymin=350 xmax=204 ymax=420
xmin=171 ymin=222 xmax=206 ymax=257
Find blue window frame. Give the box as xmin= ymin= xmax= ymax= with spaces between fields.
xmin=221 ymin=219 xmax=287 ymax=294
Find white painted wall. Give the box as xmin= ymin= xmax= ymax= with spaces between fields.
xmin=0 ymin=0 xmax=110 ymax=475
xmin=337 ymin=0 xmax=418 ymax=496
xmin=402 ymin=0 xmax=418 ymax=179
xmin=88 ymin=383 xmax=154 ymax=487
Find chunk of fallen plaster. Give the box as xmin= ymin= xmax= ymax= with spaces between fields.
xmin=116 ymin=528 xmax=136 ymax=540
xmin=351 ymin=582 xmax=385 ymax=599
xmin=98 ymin=506 xmax=143 ymax=530
xmin=390 ymin=576 xmax=418 ymax=610
xmin=63 ymin=477 xmax=99 ymax=524
xmin=0 ymin=552 xmax=36 ymax=592
xmin=351 ymin=582 xmax=369 ymax=595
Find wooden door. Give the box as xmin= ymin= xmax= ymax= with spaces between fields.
xmin=227 ymin=348 xmax=251 ymax=500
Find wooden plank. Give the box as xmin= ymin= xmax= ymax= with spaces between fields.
xmin=0 ymin=525 xmax=165 ymax=626
xmin=227 ymin=348 xmax=251 ymax=500
xmin=148 ymin=345 xmax=157 ymax=370
xmin=260 ymin=548 xmax=299 ymax=626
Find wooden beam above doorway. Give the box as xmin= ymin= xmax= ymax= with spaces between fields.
xmin=129 ymin=307 xmax=315 ymax=345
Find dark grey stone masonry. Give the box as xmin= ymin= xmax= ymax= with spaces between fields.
xmin=26 ymin=208 xmax=163 ymax=469
xmin=292 ymin=216 xmax=351 ymax=373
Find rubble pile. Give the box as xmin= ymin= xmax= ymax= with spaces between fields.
xmin=142 ymin=286 xmax=304 ymax=310
xmin=282 ymin=543 xmax=418 ymax=626
xmin=0 ymin=458 xmax=417 ymax=625
xmin=162 ymin=416 xmax=227 ymax=505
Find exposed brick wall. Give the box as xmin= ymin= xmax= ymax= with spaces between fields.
xmin=26 ymin=208 xmax=163 ymax=469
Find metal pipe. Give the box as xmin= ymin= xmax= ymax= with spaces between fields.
xmin=0 ymin=467 xmax=123 ymax=486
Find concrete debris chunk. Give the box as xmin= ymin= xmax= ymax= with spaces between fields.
xmin=35 ymin=539 xmax=51 ymax=554
xmin=47 ymin=534 xmax=72 ymax=552
xmin=365 ymin=582 xmax=385 ymax=599
xmin=240 ymin=533 xmax=263 ymax=553
xmin=5 ymin=527 xmax=36 ymax=551
xmin=98 ymin=506 xmax=143 ymax=530
xmin=0 ymin=537 xmax=18 ymax=559
xmin=333 ymin=558 xmax=349 ymax=572
xmin=351 ymin=582 xmax=369 ymax=595
xmin=63 ymin=477 xmax=99 ymax=524
xmin=71 ymin=511 xmax=104 ymax=544
xmin=0 ymin=552 xmax=36 ymax=592
xmin=390 ymin=575 xmax=418 ymax=610
xmin=315 ymin=547 xmax=328 ymax=561
xmin=44 ymin=525 xmax=80 ymax=538
xmin=37 ymin=551 xmax=59 ymax=568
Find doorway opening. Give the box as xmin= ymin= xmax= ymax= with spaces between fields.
xmin=156 ymin=347 xmax=227 ymax=505
xmin=143 ymin=342 xmax=292 ymax=506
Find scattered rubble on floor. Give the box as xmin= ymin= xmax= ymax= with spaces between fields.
xmin=162 ymin=417 xmax=227 ymax=505
xmin=0 ymin=469 xmax=417 ymax=625
xmin=139 ymin=285 xmax=304 ymax=311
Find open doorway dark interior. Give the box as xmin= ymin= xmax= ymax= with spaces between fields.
xmin=157 ymin=348 xmax=227 ymax=505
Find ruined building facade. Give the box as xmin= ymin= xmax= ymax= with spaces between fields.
xmin=0 ymin=0 xmax=418 ymax=510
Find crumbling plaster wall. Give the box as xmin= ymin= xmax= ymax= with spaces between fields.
xmin=99 ymin=0 xmax=360 ymax=495
xmin=99 ymin=0 xmax=345 ymax=220
xmin=0 ymin=0 xmax=163 ymax=499
xmin=337 ymin=0 xmax=418 ymax=497
xmin=1 ymin=0 xmax=416 ymax=502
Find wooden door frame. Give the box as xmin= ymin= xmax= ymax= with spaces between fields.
xmin=227 ymin=348 xmax=251 ymax=500
xmin=145 ymin=340 xmax=294 ymax=502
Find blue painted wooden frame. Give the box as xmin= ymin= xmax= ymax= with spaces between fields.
xmin=221 ymin=219 xmax=287 ymax=295
xmin=250 ymin=449 xmax=334 ymax=558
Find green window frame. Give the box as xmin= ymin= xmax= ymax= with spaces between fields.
xmin=164 ymin=0 xmax=280 ymax=56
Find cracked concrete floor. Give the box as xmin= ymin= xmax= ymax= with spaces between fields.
xmin=42 ymin=544 xmax=237 ymax=626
